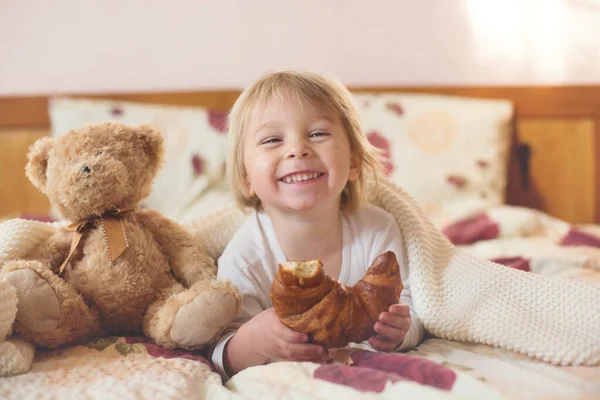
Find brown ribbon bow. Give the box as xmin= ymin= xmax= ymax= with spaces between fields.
xmin=58 ymin=208 xmax=135 ymax=276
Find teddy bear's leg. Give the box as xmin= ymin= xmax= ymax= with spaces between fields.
xmin=0 ymin=279 xmax=36 ymax=376
xmin=144 ymin=279 xmax=241 ymax=350
xmin=1 ymin=260 xmax=103 ymax=348
xmin=0 ymin=279 xmax=17 ymax=342
xmin=0 ymin=338 xmax=36 ymax=377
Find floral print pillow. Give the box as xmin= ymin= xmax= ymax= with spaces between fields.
xmin=48 ymin=97 xmax=229 ymax=221
xmin=353 ymin=92 xmax=513 ymax=228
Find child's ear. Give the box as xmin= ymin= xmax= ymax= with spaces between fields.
xmin=349 ymin=155 xmax=361 ymax=181
xmin=243 ymin=177 xmax=256 ymax=198
xmin=25 ymin=137 xmax=55 ymax=194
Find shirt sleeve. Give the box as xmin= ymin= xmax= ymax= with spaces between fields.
xmin=209 ymin=255 xmax=268 ymax=380
xmin=369 ymin=216 xmax=424 ymax=351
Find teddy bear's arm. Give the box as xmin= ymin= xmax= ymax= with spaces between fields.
xmin=136 ymin=209 xmax=217 ymax=286
xmin=32 ymin=229 xmax=73 ymax=274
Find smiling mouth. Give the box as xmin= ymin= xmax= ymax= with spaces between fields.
xmin=280 ymin=172 xmax=324 ymax=183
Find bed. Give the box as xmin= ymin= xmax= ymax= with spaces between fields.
xmin=0 ymin=85 xmax=599 ymax=399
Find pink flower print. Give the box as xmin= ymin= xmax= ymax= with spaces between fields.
xmin=191 ymin=154 xmax=204 ymax=176
xmin=491 ymin=256 xmax=531 ymax=272
xmin=124 ymin=336 xmax=213 ymax=370
xmin=367 ymin=131 xmax=394 ymax=175
xmin=208 ymin=110 xmax=228 ymax=134
xmin=314 ymin=364 xmax=405 ymax=393
xmin=476 ymin=160 xmax=489 ymax=168
xmin=386 ymin=102 xmax=404 ymax=116
xmin=560 ymin=229 xmax=600 ymax=248
xmin=442 ymin=212 xmax=500 ymax=245
xmin=111 ymin=106 xmax=124 ymax=116
xmin=446 ymin=175 xmax=468 ymax=189
xmin=349 ymin=351 xmax=457 ymax=391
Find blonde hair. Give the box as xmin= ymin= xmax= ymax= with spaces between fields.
xmin=226 ymin=70 xmax=383 ymax=212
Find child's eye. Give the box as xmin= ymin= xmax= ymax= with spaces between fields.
xmin=310 ymin=131 xmax=329 ymax=138
xmin=260 ymin=137 xmax=282 ymax=145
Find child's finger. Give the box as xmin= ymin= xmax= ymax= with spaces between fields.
xmin=389 ymin=303 xmax=410 ymax=317
xmin=374 ymin=322 xmax=406 ymax=343
xmin=368 ymin=336 xmax=396 ymax=352
xmin=289 ymin=354 xmax=328 ymax=363
xmin=277 ymin=341 xmax=325 ymax=359
xmin=272 ymin=322 xmax=308 ymax=343
xmin=379 ymin=313 xmax=410 ymax=330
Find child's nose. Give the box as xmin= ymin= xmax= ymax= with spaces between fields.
xmin=286 ymin=150 xmax=310 ymax=159
xmin=285 ymin=141 xmax=312 ymax=159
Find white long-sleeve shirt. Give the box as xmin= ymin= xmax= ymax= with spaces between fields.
xmin=210 ymin=203 xmax=424 ymax=379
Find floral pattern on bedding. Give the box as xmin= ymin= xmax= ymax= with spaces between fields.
xmin=225 ymin=337 xmax=600 ymax=400
xmin=440 ymin=205 xmax=600 ymax=283
xmin=560 ymin=228 xmax=600 ymax=248
xmin=353 ymin=92 xmax=514 ymax=228
xmin=79 ymin=335 xmax=213 ymax=369
xmin=442 ymin=205 xmax=600 ymax=249
xmin=490 ymin=256 xmax=531 ymax=272
xmin=313 ymin=351 xmax=457 ymax=393
xmin=0 ymin=336 xmax=220 ymax=400
xmin=124 ymin=336 xmax=214 ymax=368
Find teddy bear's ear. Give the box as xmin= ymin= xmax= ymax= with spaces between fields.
xmin=25 ymin=136 xmax=55 ymax=193
xmin=135 ymin=125 xmax=165 ymax=173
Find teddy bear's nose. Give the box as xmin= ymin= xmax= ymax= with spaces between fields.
xmin=82 ymin=165 xmax=91 ymax=174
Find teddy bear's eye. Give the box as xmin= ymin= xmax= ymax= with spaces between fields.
xmin=82 ymin=165 xmax=91 ymax=174
xmin=96 ymin=150 xmax=104 ymax=156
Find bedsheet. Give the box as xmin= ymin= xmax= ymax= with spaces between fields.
xmin=1 ymin=205 xmax=599 ymax=399
xmin=1 ymin=335 xmax=598 ymax=399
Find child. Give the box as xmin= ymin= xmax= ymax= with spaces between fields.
xmin=210 ymin=70 xmax=424 ymax=379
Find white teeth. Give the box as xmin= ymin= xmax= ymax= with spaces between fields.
xmin=282 ymin=172 xmax=321 ymax=183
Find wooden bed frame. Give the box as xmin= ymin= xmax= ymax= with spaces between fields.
xmin=1 ymin=85 xmax=599 ymax=224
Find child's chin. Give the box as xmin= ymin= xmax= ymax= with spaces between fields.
xmin=284 ymin=200 xmax=320 ymax=213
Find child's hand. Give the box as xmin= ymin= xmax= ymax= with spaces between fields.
xmin=257 ymin=308 xmax=326 ymax=362
xmin=368 ymin=303 xmax=411 ymax=352
xmin=225 ymin=308 xmax=326 ymax=375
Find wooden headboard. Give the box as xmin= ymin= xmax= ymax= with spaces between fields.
xmin=1 ymin=86 xmax=599 ymax=224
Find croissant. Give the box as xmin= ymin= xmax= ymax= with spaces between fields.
xmin=270 ymin=251 xmax=403 ymax=349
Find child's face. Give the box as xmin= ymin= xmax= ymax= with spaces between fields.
xmin=243 ymin=95 xmax=359 ymax=215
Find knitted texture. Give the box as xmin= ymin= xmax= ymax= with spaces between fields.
xmin=2 ymin=178 xmax=599 ymax=368
xmin=368 ymin=178 xmax=600 ymax=366
xmin=0 ymin=218 xmax=61 ymax=262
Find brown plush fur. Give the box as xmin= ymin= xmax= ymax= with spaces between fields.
xmin=26 ymin=123 xmax=163 ymax=221
xmin=2 ymin=121 xmax=241 ymax=353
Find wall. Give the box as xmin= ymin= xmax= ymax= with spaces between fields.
xmin=1 ymin=0 xmax=599 ymax=95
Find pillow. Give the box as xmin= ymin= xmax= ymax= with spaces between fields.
xmin=48 ymin=97 xmax=230 ymax=222
xmin=352 ymin=92 xmax=514 ymax=228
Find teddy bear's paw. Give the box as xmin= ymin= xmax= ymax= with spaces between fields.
xmin=0 ymin=338 xmax=35 ymax=377
xmin=170 ymin=288 xmax=240 ymax=347
xmin=3 ymin=266 xmax=60 ymax=333
xmin=0 ymin=280 xmax=18 ymax=341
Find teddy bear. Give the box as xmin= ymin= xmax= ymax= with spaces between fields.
xmin=0 ymin=121 xmax=241 ymax=376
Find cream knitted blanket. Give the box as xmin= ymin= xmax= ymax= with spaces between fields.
xmin=1 ymin=178 xmax=599 ymax=368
